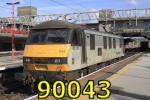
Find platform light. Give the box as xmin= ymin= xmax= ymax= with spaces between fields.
xmin=6 ymin=0 xmax=20 ymax=62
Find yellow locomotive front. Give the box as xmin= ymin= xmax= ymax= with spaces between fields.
xmin=23 ymin=24 xmax=74 ymax=81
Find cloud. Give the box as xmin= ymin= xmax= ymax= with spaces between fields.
xmin=15 ymin=0 xmax=23 ymax=3
xmin=14 ymin=0 xmax=25 ymax=5
xmin=128 ymin=0 xmax=138 ymax=6
xmin=38 ymin=6 xmax=65 ymax=11
xmin=38 ymin=6 xmax=73 ymax=14
xmin=38 ymin=5 xmax=90 ymax=14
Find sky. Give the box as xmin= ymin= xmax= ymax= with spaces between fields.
xmin=0 ymin=0 xmax=150 ymax=17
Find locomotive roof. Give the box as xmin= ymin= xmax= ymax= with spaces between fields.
xmin=32 ymin=20 xmax=122 ymax=38
xmin=32 ymin=20 xmax=84 ymax=29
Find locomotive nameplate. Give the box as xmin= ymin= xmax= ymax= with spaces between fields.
xmin=35 ymin=64 xmax=48 ymax=70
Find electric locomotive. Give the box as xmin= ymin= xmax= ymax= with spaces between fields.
xmin=23 ymin=20 xmax=124 ymax=83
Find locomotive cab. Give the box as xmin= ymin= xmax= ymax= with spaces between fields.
xmin=24 ymin=29 xmax=82 ymax=68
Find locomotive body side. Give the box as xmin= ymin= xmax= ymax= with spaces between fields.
xmin=67 ymin=30 xmax=124 ymax=71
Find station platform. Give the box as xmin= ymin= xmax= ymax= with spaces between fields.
xmin=0 ymin=55 xmax=23 ymax=71
xmin=79 ymin=53 xmax=150 ymax=100
xmin=106 ymin=53 xmax=150 ymax=100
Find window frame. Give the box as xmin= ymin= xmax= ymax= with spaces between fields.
xmin=98 ymin=48 xmax=102 ymax=56
xmin=103 ymin=36 xmax=107 ymax=49
xmin=90 ymin=34 xmax=95 ymax=50
xmin=109 ymin=37 xmax=112 ymax=49
xmin=113 ymin=38 xmax=116 ymax=49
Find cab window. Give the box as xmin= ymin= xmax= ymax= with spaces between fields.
xmin=27 ymin=29 xmax=69 ymax=44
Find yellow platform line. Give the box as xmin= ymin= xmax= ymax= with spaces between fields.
xmin=107 ymin=63 xmax=134 ymax=81
xmin=108 ymin=57 xmax=143 ymax=81
xmin=94 ymin=62 xmax=135 ymax=93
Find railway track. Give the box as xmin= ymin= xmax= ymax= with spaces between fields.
xmin=24 ymin=52 xmax=143 ymax=100
xmin=0 ymin=80 xmax=34 ymax=99
xmin=0 ymin=51 xmax=27 ymax=99
xmin=0 ymin=77 xmax=34 ymax=100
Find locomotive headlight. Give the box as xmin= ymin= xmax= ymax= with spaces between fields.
xmin=26 ymin=58 xmax=31 ymax=62
xmin=23 ymin=57 xmax=31 ymax=63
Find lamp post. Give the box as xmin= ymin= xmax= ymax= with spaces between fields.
xmin=6 ymin=0 xmax=20 ymax=62
xmin=135 ymin=8 xmax=138 ymax=26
